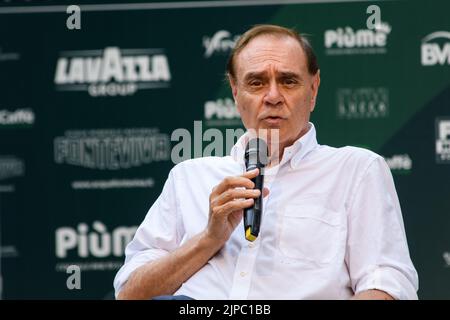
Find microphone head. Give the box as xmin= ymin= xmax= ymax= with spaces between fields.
xmin=245 ymin=138 xmax=269 ymax=168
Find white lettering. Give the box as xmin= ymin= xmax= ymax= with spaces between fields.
xmin=0 ymin=109 xmax=34 ymax=125
xmin=203 ymin=30 xmax=240 ymax=58
xmin=54 ymin=47 xmax=172 ymax=96
xmin=55 ymin=222 xmax=138 ymax=258
xmin=421 ymin=31 xmax=450 ymax=66
xmin=66 ymin=5 xmax=81 ymax=30
xmin=325 ymin=24 xmax=391 ymax=49
xmin=66 ymin=265 xmax=81 ymax=289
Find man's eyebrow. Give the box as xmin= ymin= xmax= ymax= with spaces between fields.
xmin=243 ymin=71 xmax=268 ymax=80
xmin=278 ymin=71 xmax=302 ymax=80
xmin=243 ymin=71 xmax=303 ymax=81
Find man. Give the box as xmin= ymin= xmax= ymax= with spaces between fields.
xmin=114 ymin=25 xmax=418 ymax=300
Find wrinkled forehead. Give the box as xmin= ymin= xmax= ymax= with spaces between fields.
xmin=234 ymin=34 xmax=307 ymax=78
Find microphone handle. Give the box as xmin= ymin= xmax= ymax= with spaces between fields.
xmin=244 ymin=167 xmax=264 ymax=242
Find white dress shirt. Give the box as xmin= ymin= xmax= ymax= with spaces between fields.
xmin=114 ymin=123 xmax=418 ymax=300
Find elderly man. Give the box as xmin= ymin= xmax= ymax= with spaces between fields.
xmin=114 ymin=24 xmax=418 ymax=300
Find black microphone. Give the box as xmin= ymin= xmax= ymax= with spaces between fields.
xmin=244 ymin=138 xmax=268 ymax=242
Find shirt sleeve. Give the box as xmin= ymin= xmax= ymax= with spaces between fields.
xmin=113 ymin=168 xmax=181 ymax=298
xmin=345 ymin=156 xmax=419 ymax=300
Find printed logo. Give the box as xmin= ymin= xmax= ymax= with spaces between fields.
xmin=384 ymin=154 xmax=412 ymax=173
xmin=55 ymin=221 xmax=138 ymax=272
xmin=337 ymin=87 xmax=389 ymax=119
xmin=0 ymin=47 xmax=20 ymax=61
xmin=0 ymin=108 xmax=34 ymax=127
xmin=421 ymin=31 xmax=450 ymax=66
xmin=0 ymin=156 xmax=24 ymax=180
xmin=204 ymin=98 xmax=241 ymax=126
xmin=0 ymin=246 xmax=19 ymax=258
xmin=325 ymin=22 xmax=391 ymax=55
xmin=54 ymin=47 xmax=171 ymax=97
xmin=203 ymin=30 xmax=240 ymax=58
xmin=55 ymin=221 xmax=137 ymax=259
xmin=0 ymin=156 xmax=24 ymax=193
xmin=436 ymin=117 xmax=450 ymax=163
xmin=54 ymin=128 xmax=171 ymax=170
xmin=443 ymin=252 xmax=450 ymax=267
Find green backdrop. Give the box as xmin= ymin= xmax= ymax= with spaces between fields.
xmin=0 ymin=0 xmax=449 ymax=299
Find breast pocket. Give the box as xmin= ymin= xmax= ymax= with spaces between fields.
xmin=278 ymin=205 xmax=342 ymax=264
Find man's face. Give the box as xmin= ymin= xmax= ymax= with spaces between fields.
xmin=229 ymin=34 xmax=320 ymax=150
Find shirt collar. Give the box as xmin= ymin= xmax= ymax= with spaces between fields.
xmin=230 ymin=122 xmax=318 ymax=170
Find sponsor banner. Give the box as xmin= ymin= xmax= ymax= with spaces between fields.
xmin=0 ymin=156 xmax=24 ymax=181
xmin=421 ymin=31 xmax=450 ymax=66
xmin=384 ymin=154 xmax=412 ymax=174
xmin=444 ymin=252 xmax=450 ymax=268
xmin=0 ymin=47 xmax=20 ymax=62
xmin=54 ymin=128 xmax=171 ymax=170
xmin=54 ymin=47 xmax=171 ymax=97
xmin=0 ymin=0 xmax=449 ymax=300
xmin=204 ymin=98 xmax=242 ymax=127
xmin=336 ymin=87 xmax=389 ymax=119
xmin=0 ymin=108 xmax=34 ymax=128
xmin=71 ymin=178 xmax=155 ymax=190
xmin=436 ymin=117 xmax=450 ymax=163
xmin=0 ymin=246 xmax=19 ymax=258
xmin=55 ymin=221 xmax=138 ymax=271
xmin=203 ymin=30 xmax=240 ymax=58
xmin=324 ymin=22 xmax=391 ymax=55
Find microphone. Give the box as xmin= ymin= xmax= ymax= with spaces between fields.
xmin=244 ymin=138 xmax=268 ymax=242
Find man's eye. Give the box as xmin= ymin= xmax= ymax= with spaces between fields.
xmin=283 ymin=79 xmax=297 ymax=86
xmin=249 ymin=80 xmax=263 ymax=87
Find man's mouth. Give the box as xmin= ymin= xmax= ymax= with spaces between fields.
xmin=262 ymin=116 xmax=285 ymax=125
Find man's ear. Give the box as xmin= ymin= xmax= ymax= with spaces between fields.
xmin=310 ymin=70 xmax=321 ymax=112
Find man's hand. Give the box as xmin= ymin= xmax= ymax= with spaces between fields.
xmin=205 ymin=168 xmax=269 ymax=246
xmin=118 ymin=169 xmax=269 ymax=300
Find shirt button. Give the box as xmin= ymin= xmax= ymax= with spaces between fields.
xmin=240 ymin=271 xmax=247 ymax=277
xmin=248 ymin=243 xmax=254 ymax=248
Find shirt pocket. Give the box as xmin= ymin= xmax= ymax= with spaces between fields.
xmin=278 ymin=204 xmax=342 ymax=264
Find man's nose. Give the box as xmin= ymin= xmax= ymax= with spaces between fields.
xmin=263 ymin=82 xmax=283 ymax=106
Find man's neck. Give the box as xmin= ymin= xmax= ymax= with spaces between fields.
xmin=266 ymin=124 xmax=311 ymax=167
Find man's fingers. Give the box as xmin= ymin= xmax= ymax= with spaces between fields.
xmin=216 ymin=188 xmax=261 ymax=205
xmin=212 ymin=198 xmax=254 ymax=217
xmin=212 ymin=174 xmax=256 ymax=195
xmin=262 ymin=187 xmax=270 ymax=198
xmin=242 ymin=168 xmax=259 ymax=179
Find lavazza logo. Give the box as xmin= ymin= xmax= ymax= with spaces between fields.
xmin=54 ymin=47 xmax=171 ymax=97
xmin=337 ymin=87 xmax=389 ymax=119
xmin=421 ymin=31 xmax=450 ymax=66
xmin=325 ymin=22 xmax=391 ymax=55
xmin=203 ymin=30 xmax=240 ymax=58
xmin=436 ymin=117 xmax=450 ymax=163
